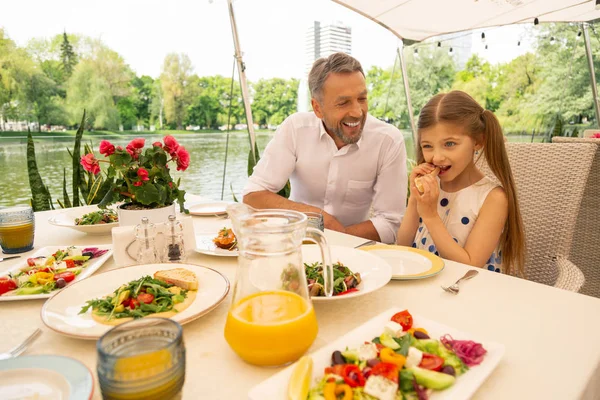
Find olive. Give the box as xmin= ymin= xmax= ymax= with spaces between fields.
xmin=331 ymin=350 xmax=345 ymax=366
xmin=367 ymin=358 xmax=381 ymax=368
xmin=413 ymin=330 xmax=430 ymax=340
xmin=55 ymin=278 xmax=67 ymax=288
xmin=82 ymin=251 xmax=94 ymax=258
xmin=441 ymin=365 xmax=456 ymax=376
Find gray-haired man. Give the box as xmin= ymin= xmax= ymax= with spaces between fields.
xmin=243 ymin=53 xmax=407 ymax=243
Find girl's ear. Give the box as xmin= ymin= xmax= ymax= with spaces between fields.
xmin=474 ymin=133 xmax=485 ymax=151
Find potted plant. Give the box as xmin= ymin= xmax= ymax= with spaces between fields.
xmin=80 ymin=135 xmax=189 ymax=226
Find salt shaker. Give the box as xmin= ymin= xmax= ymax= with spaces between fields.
xmin=163 ymin=215 xmax=186 ymax=262
xmin=134 ymin=217 xmax=159 ymax=264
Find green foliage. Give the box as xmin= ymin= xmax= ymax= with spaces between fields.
xmin=60 ymin=31 xmax=78 ymax=78
xmin=72 ymin=111 xmax=85 ymax=206
xmin=26 ymin=132 xmax=53 ymax=211
xmin=252 ymin=78 xmax=299 ymax=127
xmin=161 ymin=53 xmax=193 ymax=130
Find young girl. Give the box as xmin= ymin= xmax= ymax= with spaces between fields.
xmin=397 ymin=91 xmax=524 ymax=276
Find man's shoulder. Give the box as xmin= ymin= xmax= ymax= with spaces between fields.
xmin=364 ymin=114 xmax=405 ymax=144
xmin=283 ymin=112 xmax=321 ymax=130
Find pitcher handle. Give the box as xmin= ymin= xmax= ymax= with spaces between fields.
xmin=305 ymin=227 xmax=334 ymax=297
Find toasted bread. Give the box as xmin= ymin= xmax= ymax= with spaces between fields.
xmin=154 ymin=268 xmax=198 ymax=291
xmin=414 ymin=167 xmax=440 ymax=193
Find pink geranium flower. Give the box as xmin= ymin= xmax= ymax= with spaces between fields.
xmin=163 ymin=135 xmax=179 ymax=156
xmin=80 ymin=153 xmax=100 ymax=175
xmin=137 ymin=168 xmax=149 ymax=182
xmin=592 ymin=133 xmax=600 ymax=139
xmin=126 ymin=138 xmax=145 ymax=160
xmin=99 ymin=140 xmax=115 ymax=156
xmin=176 ymin=146 xmax=190 ymax=171
xmin=152 ymin=141 xmax=162 ymax=148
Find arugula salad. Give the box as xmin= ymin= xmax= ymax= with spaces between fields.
xmin=305 ymin=261 xmax=362 ymax=296
xmin=0 ymin=246 xmax=109 ymax=296
xmin=74 ymin=209 xmax=118 ymax=225
xmin=307 ymin=309 xmax=487 ymax=400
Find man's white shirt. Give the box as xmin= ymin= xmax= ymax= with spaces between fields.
xmin=243 ymin=112 xmax=408 ymax=244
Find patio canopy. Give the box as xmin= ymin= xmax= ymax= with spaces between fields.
xmin=332 ymin=0 xmax=600 ymax=42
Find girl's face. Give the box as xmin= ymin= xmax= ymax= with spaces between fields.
xmin=419 ymin=122 xmax=482 ymax=186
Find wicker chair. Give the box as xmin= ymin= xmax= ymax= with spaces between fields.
xmin=477 ymin=142 xmax=595 ymax=292
xmin=552 ymin=137 xmax=600 ymax=297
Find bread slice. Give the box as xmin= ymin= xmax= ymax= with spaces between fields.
xmin=154 ymin=268 xmax=199 ymax=291
xmin=414 ymin=167 xmax=440 ymax=193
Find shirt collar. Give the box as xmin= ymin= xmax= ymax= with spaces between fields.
xmin=319 ymin=119 xmax=364 ymax=149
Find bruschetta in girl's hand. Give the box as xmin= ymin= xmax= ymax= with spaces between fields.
xmin=414 ymin=167 xmax=440 ymax=193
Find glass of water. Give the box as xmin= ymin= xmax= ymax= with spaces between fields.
xmin=97 ymin=318 xmax=185 ymax=400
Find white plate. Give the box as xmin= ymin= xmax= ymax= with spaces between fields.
xmin=248 ymin=307 xmax=505 ymax=400
xmin=0 ymin=355 xmax=93 ymax=400
xmin=188 ymin=201 xmax=232 ymax=216
xmin=0 ymin=245 xmax=113 ymax=301
xmin=48 ymin=205 xmax=118 ymax=235
xmin=194 ymin=234 xmax=239 ymax=257
xmin=41 ymin=263 xmax=230 ymax=339
xmin=360 ymin=245 xmax=445 ymax=280
xmin=302 ymin=245 xmax=392 ymax=301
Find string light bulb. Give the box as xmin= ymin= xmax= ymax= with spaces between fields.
xmin=518 ymin=40 xmax=521 ymax=46
xmin=414 ymin=48 xmax=419 ymax=57
xmin=534 ymin=17 xmax=539 ymax=25
xmin=485 ymin=44 xmax=488 ymax=50
xmin=437 ymin=41 xmax=441 ymax=47
xmin=577 ymin=31 xmax=582 ymax=40
xmin=481 ymin=32 xmax=486 ymax=42
xmin=448 ymin=47 xmax=453 ymax=55
xmin=550 ymin=36 xmax=555 ymax=45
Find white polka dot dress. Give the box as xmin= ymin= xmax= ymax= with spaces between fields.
xmin=412 ymin=176 xmax=503 ymax=272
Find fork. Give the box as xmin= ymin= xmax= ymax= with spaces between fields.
xmin=441 ymin=270 xmax=479 ymax=294
xmin=0 ymin=328 xmax=42 ymax=361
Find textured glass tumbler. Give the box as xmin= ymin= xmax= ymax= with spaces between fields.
xmin=97 ymin=318 xmax=185 ymax=400
xmin=0 ymin=206 xmax=35 ymax=254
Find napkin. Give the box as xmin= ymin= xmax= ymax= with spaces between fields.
xmin=112 ymin=216 xmax=196 ymax=267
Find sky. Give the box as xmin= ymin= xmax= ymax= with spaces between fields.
xmin=0 ymin=0 xmax=532 ymax=82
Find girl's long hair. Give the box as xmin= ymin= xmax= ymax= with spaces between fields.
xmin=416 ymin=90 xmax=525 ymax=276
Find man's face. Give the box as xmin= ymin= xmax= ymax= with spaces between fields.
xmin=312 ymin=71 xmax=368 ymax=147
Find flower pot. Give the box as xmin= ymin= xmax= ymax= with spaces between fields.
xmin=117 ymin=203 xmax=177 ymax=227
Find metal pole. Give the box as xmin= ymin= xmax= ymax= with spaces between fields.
xmin=397 ymin=41 xmax=416 ymax=141
xmin=227 ymin=0 xmax=257 ymax=163
xmin=583 ymin=23 xmax=600 ymax=127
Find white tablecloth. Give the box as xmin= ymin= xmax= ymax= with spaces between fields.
xmin=2 ymin=201 xmax=600 ymax=400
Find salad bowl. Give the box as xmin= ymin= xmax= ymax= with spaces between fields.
xmin=48 ymin=205 xmax=119 ymax=235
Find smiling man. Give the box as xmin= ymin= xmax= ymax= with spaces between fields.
xmin=242 ymin=53 xmax=407 ymax=243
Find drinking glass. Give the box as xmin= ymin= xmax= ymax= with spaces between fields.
xmin=224 ymin=204 xmax=333 ymax=367
xmin=97 ymin=318 xmax=185 ymax=400
xmin=0 ymin=206 xmax=35 ymax=254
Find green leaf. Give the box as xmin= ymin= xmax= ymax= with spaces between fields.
xmin=72 ymin=110 xmax=86 ymax=207
xmin=94 ymin=176 xmax=114 ymax=204
xmin=62 ymin=168 xmax=72 ymax=208
xmin=98 ymin=178 xmax=117 ymax=208
xmin=112 ymin=151 xmax=133 ymax=168
xmin=277 ymin=180 xmax=291 ymax=199
xmin=134 ymin=184 xmax=160 ymax=205
xmin=26 ymin=132 xmax=53 ymax=211
xmin=230 ymin=182 xmax=239 ymax=203
xmin=247 ymin=141 xmax=261 ymax=177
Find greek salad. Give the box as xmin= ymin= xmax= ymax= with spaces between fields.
xmin=74 ymin=209 xmax=118 ymax=225
xmin=0 ymin=246 xmax=109 ymax=296
xmin=307 ymin=309 xmax=487 ymax=400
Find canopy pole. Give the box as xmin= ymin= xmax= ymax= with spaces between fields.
xmin=397 ymin=41 xmax=416 ymax=141
xmin=227 ymin=0 xmax=257 ymax=163
xmin=583 ymin=23 xmax=600 ymax=128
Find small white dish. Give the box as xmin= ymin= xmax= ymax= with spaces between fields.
xmin=188 ymin=201 xmax=232 ymax=216
xmin=302 ymin=245 xmax=392 ymax=301
xmin=0 ymin=355 xmax=93 ymax=400
xmin=41 ymin=263 xmax=230 ymax=340
xmin=194 ymin=234 xmax=238 ymax=257
xmin=48 ymin=205 xmax=118 ymax=235
xmin=0 ymin=245 xmax=113 ymax=302
xmin=248 ymin=307 xmax=505 ymax=400
xmin=360 ymin=244 xmax=445 ymax=280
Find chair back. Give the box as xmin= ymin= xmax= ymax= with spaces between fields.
xmin=477 ymin=143 xmax=595 ymax=286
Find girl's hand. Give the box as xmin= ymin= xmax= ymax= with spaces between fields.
xmin=415 ymin=173 xmax=439 ymax=220
xmin=409 ymin=163 xmax=436 ymax=186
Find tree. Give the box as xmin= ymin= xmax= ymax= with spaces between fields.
xmin=252 ymin=78 xmax=299 ymax=127
xmin=60 ymin=31 xmax=78 ymax=78
xmin=131 ymin=75 xmax=154 ymax=125
xmin=160 ymin=53 xmax=193 ymax=129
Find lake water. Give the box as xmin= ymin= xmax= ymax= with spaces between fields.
xmin=0 ymin=133 xmax=276 ymax=208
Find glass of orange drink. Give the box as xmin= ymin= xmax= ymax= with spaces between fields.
xmin=0 ymin=206 xmax=35 ymax=254
xmin=224 ymin=206 xmax=333 ymax=366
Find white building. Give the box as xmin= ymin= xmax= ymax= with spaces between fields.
xmin=305 ymin=21 xmax=352 ymax=74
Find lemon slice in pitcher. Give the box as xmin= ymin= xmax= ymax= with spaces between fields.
xmin=287 ymin=356 xmax=313 ymax=400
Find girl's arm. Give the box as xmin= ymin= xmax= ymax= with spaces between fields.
xmin=421 ymin=185 xmax=508 ymax=267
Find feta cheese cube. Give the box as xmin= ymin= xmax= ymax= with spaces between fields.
xmin=358 ymin=343 xmax=378 ymax=361
xmin=405 ymin=346 xmax=424 ymax=369
xmin=383 ymin=320 xmax=404 ymax=337
xmin=364 ymin=375 xmax=399 ymax=400
xmin=56 ymin=261 xmax=68 ymax=270
xmin=67 ymin=247 xmax=82 ymax=257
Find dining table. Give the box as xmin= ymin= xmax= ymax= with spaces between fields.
xmin=2 ymin=198 xmax=600 ymax=400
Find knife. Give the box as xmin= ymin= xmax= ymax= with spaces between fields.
xmin=0 ymin=255 xmax=20 ymax=263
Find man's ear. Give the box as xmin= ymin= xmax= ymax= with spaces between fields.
xmin=311 ymin=98 xmax=323 ymax=119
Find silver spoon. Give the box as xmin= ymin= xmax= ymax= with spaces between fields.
xmin=441 ymin=270 xmax=479 ymax=294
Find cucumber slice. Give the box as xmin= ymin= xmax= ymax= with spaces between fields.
xmin=379 ymin=332 xmax=400 ymax=350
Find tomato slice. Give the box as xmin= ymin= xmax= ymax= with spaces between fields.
xmin=54 ymin=272 xmax=76 ymax=283
xmin=370 ymin=362 xmax=399 ymax=383
xmin=129 ymin=298 xmax=140 ymax=309
xmin=341 ymin=364 xmax=366 ymax=388
xmin=0 ymin=277 xmax=17 ymax=295
xmin=137 ymin=293 xmax=155 ymax=304
xmin=64 ymin=259 xmax=75 ymax=268
xmin=337 ymin=288 xmax=359 ymax=296
xmin=419 ymin=353 xmax=444 ymax=371
xmin=27 ymin=258 xmax=37 ymax=267
xmin=391 ymin=310 xmax=413 ymax=331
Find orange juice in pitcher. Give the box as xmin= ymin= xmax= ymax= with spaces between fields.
xmin=224 ymin=290 xmax=317 ymax=366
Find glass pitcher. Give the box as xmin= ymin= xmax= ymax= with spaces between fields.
xmin=224 ymin=204 xmax=333 ymax=366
